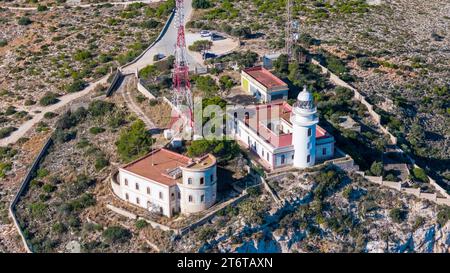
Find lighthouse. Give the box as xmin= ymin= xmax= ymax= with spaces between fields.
xmin=290 ymin=86 xmax=319 ymax=168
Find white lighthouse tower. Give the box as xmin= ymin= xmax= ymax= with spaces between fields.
xmin=290 ymin=86 xmax=319 ymax=168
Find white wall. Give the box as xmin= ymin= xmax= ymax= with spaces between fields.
xmin=117 ymin=170 xmax=174 ymax=217
xmin=179 ymin=165 xmax=217 ymax=214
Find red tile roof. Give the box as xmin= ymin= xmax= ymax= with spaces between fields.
xmin=243 ymin=66 xmax=288 ymax=90
xmin=121 ymin=148 xmax=192 ymax=186
xmin=241 ymin=101 xmax=332 ymax=148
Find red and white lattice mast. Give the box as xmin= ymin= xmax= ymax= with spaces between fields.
xmin=172 ymin=0 xmax=193 ymax=130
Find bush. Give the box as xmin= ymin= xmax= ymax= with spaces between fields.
xmin=389 ymin=208 xmax=407 ymax=224
xmin=29 ymin=202 xmax=47 ymax=218
xmin=42 ymin=183 xmax=56 ymax=193
xmin=0 ymin=127 xmax=17 ymax=139
xmin=88 ymin=100 xmax=115 ymax=117
xmin=0 ymin=162 xmax=12 ymax=178
xmin=193 ymin=0 xmax=212 ymax=9
xmin=95 ymin=154 xmax=109 ymax=171
xmin=37 ymin=5 xmax=48 ymax=12
xmin=89 ymin=127 xmax=105 ymax=135
xmin=52 ymin=223 xmax=67 ymax=234
xmin=135 ymin=219 xmax=148 ymax=230
xmin=412 ymin=167 xmax=429 ymax=183
xmin=437 ymin=206 xmax=449 ymax=227
xmin=0 ymin=39 xmax=7 ymax=47
xmin=24 ymin=99 xmax=36 ymax=106
xmin=39 ymin=92 xmax=59 ymax=106
xmin=188 ymin=40 xmax=212 ymax=52
xmin=369 ymin=161 xmax=383 ymax=176
xmin=187 ymin=139 xmax=240 ymax=161
xmin=141 ymin=19 xmax=160 ymax=29
xmin=116 ymin=120 xmax=153 ymax=162
xmin=37 ymin=168 xmax=49 ymax=178
xmin=102 ymin=226 xmax=132 ymax=244
xmin=66 ymin=79 xmax=86 ymax=93
xmin=18 ymin=17 xmax=32 ymax=26
xmin=44 ymin=112 xmax=58 ymax=119
xmin=197 ymin=226 xmax=217 ymax=242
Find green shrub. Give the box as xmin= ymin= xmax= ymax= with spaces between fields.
xmin=0 ymin=162 xmax=12 ymax=178
xmin=193 ymin=0 xmax=212 ymax=9
xmin=135 ymin=219 xmax=148 ymax=230
xmin=42 ymin=183 xmax=56 ymax=193
xmin=88 ymin=100 xmax=115 ymax=117
xmin=95 ymin=155 xmax=109 ymax=171
xmin=412 ymin=167 xmax=429 ymax=183
xmin=37 ymin=168 xmax=49 ymax=178
xmin=29 ymin=202 xmax=47 ymax=218
xmin=188 ymin=40 xmax=212 ymax=52
xmin=116 ymin=120 xmax=153 ymax=162
xmin=44 ymin=112 xmax=58 ymax=119
xmin=0 ymin=127 xmax=16 ymax=139
xmin=52 ymin=222 xmax=67 ymax=234
xmin=18 ymin=17 xmax=32 ymax=26
xmin=437 ymin=206 xmax=450 ymax=227
xmin=197 ymin=226 xmax=217 ymax=242
xmin=102 ymin=226 xmax=132 ymax=244
xmin=369 ymin=161 xmax=383 ymax=176
xmin=39 ymin=92 xmax=59 ymax=106
xmin=89 ymin=127 xmax=105 ymax=135
xmin=37 ymin=5 xmax=48 ymax=12
xmin=389 ymin=208 xmax=407 ymax=224
xmin=0 ymin=39 xmax=7 ymax=47
xmin=66 ymin=79 xmax=86 ymax=93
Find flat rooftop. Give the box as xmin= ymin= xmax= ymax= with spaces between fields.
xmin=122 ymin=148 xmax=192 ymax=186
xmin=235 ymin=101 xmax=333 ymax=148
xmin=186 ymin=154 xmax=216 ymax=170
xmin=243 ymin=66 xmax=288 ymax=90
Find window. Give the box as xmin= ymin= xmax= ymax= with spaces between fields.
xmin=189 ymin=195 xmax=193 ymax=202
xmin=147 ymin=187 xmax=151 ymax=195
xmin=307 ymin=155 xmax=311 ymax=163
xmin=178 ymin=192 xmax=181 ymax=199
xmin=210 ymin=174 xmax=214 ymax=183
xmin=201 ymin=195 xmax=205 ymax=203
xmin=135 ymin=183 xmax=139 ymax=190
xmin=248 ymin=136 xmax=251 ymax=145
xmin=171 ymin=192 xmax=175 ymax=201
xmin=124 ymin=179 xmax=128 ymax=186
xmin=188 ymin=178 xmax=192 ymax=185
xmin=281 ymin=155 xmax=286 ymax=164
xmin=323 ymin=148 xmax=327 ymax=155
xmin=159 ymin=207 xmax=163 ymax=214
xmin=159 ymin=192 xmax=163 ymax=200
xmin=292 ymin=154 xmax=294 ymax=160
xmin=200 ymin=177 xmax=204 ymax=185
xmin=262 ymin=149 xmax=265 ymax=157
xmin=308 ymin=128 xmax=312 ymax=137
xmin=307 ymin=142 xmax=311 ymax=149
xmin=125 ymin=193 xmax=129 ymax=200
xmin=136 ymin=197 xmax=140 ymax=204
xmin=266 ymin=153 xmax=269 ymax=161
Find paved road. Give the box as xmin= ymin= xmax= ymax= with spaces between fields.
xmin=122 ymin=0 xmax=200 ymax=74
xmin=0 ymin=0 xmax=196 ymax=147
xmin=0 ymin=0 xmax=163 ymax=10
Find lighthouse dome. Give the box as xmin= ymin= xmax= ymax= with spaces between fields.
xmin=296 ymin=86 xmax=315 ymax=110
xmin=297 ymin=86 xmax=314 ymax=102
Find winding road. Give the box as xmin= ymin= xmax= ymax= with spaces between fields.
xmin=0 ymin=0 xmax=196 ymax=146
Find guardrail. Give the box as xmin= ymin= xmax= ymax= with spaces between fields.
xmin=8 ymin=137 xmax=54 ymax=253
xmin=105 ymin=69 xmax=123 ymax=97
xmin=121 ymin=9 xmax=176 ymax=70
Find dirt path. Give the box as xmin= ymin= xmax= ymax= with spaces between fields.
xmin=0 ymin=75 xmax=109 ymax=146
xmin=0 ymin=0 xmax=163 ymax=10
xmin=121 ymin=76 xmax=157 ymax=129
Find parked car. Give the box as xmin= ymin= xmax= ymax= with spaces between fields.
xmin=200 ymin=30 xmax=211 ymax=37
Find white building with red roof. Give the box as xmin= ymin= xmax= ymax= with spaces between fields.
xmin=228 ymin=87 xmax=334 ymax=170
xmin=111 ymin=148 xmax=217 ymax=218
xmin=241 ymin=66 xmax=289 ymax=103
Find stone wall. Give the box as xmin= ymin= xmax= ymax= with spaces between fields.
xmin=9 ymin=137 xmax=54 ymax=253
xmin=311 ymin=58 xmax=397 ymax=145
